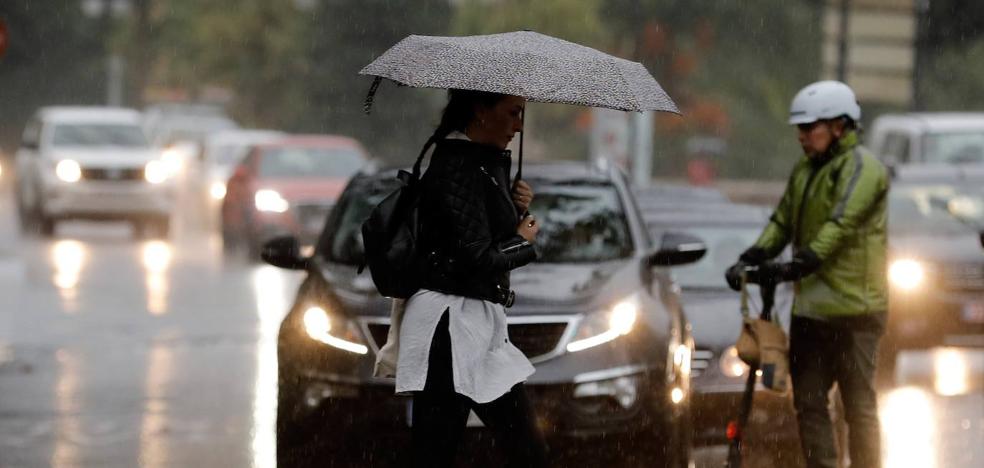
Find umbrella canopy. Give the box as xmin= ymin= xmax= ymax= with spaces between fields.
xmin=360 ymin=30 xmax=679 ymax=114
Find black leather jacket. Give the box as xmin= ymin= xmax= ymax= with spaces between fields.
xmin=417 ymin=139 xmax=538 ymax=306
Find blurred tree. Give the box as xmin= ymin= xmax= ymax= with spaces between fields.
xmin=0 ymin=1 xmax=107 ymax=151
xmin=453 ymin=0 xmax=611 ymax=162
xmin=303 ymin=0 xmax=452 ymax=161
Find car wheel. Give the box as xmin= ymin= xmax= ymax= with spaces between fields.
xmin=39 ymin=215 xmax=56 ymax=238
xmin=276 ymin=367 xmax=348 ymax=467
xmin=634 ymin=402 xmax=693 ymax=468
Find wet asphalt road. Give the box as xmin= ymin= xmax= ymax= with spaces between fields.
xmin=0 ymin=186 xmax=982 ymax=468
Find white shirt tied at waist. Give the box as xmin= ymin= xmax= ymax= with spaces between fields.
xmin=372 ymin=130 xmax=534 ymax=404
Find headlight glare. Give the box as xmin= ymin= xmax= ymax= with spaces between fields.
xmin=567 ymin=297 xmax=639 ymax=353
xmin=209 ymin=181 xmax=227 ymax=200
xmin=56 ymin=159 xmax=82 ymax=183
xmin=302 ymin=306 xmax=368 ymax=355
xmin=255 ymin=189 xmax=289 ymax=213
xmin=889 ymin=259 xmax=924 ymax=291
xmin=144 ymin=160 xmax=169 ymax=184
xmin=719 ymin=346 xmax=749 ymax=378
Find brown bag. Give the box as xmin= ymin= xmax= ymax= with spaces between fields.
xmin=737 ymin=279 xmax=789 ymax=393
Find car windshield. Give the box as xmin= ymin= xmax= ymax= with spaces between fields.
xmin=258 ymin=146 xmax=365 ymax=178
xmin=528 ymin=183 xmax=633 ymax=263
xmin=924 ymin=132 xmax=984 ymax=164
xmin=320 ymin=177 xmax=400 ymax=265
xmin=890 ymin=183 xmax=984 ymax=235
xmin=668 ymin=225 xmax=764 ymax=289
xmin=50 ymin=123 xmax=149 ymax=147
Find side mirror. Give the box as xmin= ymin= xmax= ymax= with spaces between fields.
xmin=647 ymin=232 xmax=707 ymax=267
xmin=261 ymin=236 xmax=310 ymax=270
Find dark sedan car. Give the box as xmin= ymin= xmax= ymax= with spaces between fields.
xmin=640 ymin=201 xmax=801 ymax=458
xmin=882 ymin=166 xmax=984 ymax=373
xmin=263 ymin=162 xmax=707 ymax=467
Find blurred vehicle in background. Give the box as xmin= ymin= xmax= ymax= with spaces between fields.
xmin=869 ymin=112 xmax=984 ymax=167
xmin=142 ymin=103 xmax=239 ymax=177
xmin=221 ymin=135 xmax=369 ymax=257
xmin=14 ymin=106 xmax=174 ymax=238
xmin=264 ymin=162 xmax=705 ymax=467
xmin=882 ymin=165 xmax=984 ymax=374
xmin=197 ymin=129 xmax=285 ymax=228
xmin=633 ymin=183 xmax=728 ymax=206
xmin=640 ymin=201 xmax=799 ymax=452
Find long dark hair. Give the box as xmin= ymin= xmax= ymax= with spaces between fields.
xmin=415 ymin=89 xmax=509 ymax=162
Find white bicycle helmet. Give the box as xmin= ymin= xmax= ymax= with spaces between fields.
xmin=788 ymin=80 xmax=861 ymax=125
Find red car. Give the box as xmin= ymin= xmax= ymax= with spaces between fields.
xmin=221 ymin=135 xmax=369 ymax=257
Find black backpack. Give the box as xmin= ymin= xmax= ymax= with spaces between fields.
xmin=360 ymin=155 xmax=426 ymax=299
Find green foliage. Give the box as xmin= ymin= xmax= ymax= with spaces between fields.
xmin=923 ymin=39 xmax=984 ymax=111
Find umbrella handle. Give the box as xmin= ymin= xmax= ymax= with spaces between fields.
xmin=512 ymin=108 xmax=524 ymax=190
xmin=363 ymin=77 xmax=382 ymax=115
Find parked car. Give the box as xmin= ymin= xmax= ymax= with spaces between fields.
xmin=263 ymin=162 xmax=706 ymax=467
xmin=869 ymin=112 xmax=984 ymax=167
xmin=197 ymin=129 xmax=285 ymax=228
xmin=640 ymin=201 xmax=800 ymax=454
xmin=220 ymin=135 xmax=369 ymax=257
xmin=882 ymin=165 xmax=984 ymax=371
xmin=14 ymin=106 xmax=175 ymax=237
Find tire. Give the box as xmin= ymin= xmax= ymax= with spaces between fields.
xmin=39 ymin=215 xmax=56 ymax=238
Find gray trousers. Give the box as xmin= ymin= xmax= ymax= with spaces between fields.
xmin=789 ymin=314 xmax=885 ymax=468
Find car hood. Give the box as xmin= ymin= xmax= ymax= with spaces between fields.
xmin=680 ymin=285 xmax=794 ymax=351
xmin=508 ymin=260 xmax=640 ymax=312
xmin=48 ymin=147 xmax=161 ymax=166
xmin=321 ymin=258 xmax=640 ymax=318
xmin=891 ymin=233 xmax=984 ymax=262
xmin=255 ymin=178 xmax=347 ymax=203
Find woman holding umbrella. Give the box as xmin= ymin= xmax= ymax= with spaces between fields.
xmin=393 ymin=88 xmax=546 ymax=467
xmin=362 ymin=31 xmax=680 ymax=467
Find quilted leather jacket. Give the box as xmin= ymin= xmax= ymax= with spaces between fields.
xmin=417 ymin=139 xmax=538 ymax=306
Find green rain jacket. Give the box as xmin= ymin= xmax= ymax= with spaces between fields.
xmin=754 ymin=131 xmax=889 ymax=318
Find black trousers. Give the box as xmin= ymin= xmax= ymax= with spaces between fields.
xmin=411 ymin=311 xmax=548 ymax=468
xmin=789 ymin=314 xmax=884 ymax=468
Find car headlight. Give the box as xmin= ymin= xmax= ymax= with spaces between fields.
xmin=567 ymin=296 xmax=638 ymax=353
xmin=255 ymin=189 xmax=289 ymax=213
xmin=302 ymin=306 xmax=368 ymax=355
xmin=719 ymin=346 xmax=749 ymax=378
xmin=144 ymin=160 xmax=169 ymax=184
xmin=161 ymin=147 xmax=185 ymax=174
xmin=889 ymin=258 xmax=924 ymax=291
xmin=55 ymin=159 xmax=82 ymax=183
xmin=209 ymin=181 xmax=227 ymax=200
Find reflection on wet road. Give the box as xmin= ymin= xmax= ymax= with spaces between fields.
xmin=0 ymin=211 xmax=982 ymax=467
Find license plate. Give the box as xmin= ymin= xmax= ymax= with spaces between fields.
xmin=962 ymin=302 xmax=984 ymax=323
xmin=405 ymin=400 xmax=484 ymax=427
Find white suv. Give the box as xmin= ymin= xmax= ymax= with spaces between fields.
xmin=14 ymin=107 xmax=175 ymax=237
xmin=868 ymin=112 xmax=984 ymax=167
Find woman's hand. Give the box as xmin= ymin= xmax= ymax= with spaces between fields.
xmin=512 ymin=180 xmax=534 ymax=215
xmin=517 ymin=214 xmax=539 ymax=243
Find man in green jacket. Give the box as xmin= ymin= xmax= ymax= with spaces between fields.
xmin=725 ymin=81 xmax=889 ymax=468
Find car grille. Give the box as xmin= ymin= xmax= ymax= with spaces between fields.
xmin=81 ymin=167 xmax=144 ymax=181
xmin=363 ymin=318 xmax=571 ymax=362
xmin=507 ymin=322 xmax=569 ymax=360
xmin=691 ymin=348 xmax=713 ymax=377
xmin=940 ymin=262 xmax=984 ymax=292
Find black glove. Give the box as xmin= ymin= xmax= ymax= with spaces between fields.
xmin=725 ymin=247 xmax=768 ymax=291
xmin=748 ymin=249 xmax=822 ymax=285
xmin=725 ymin=261 xmax=749 ymax=291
